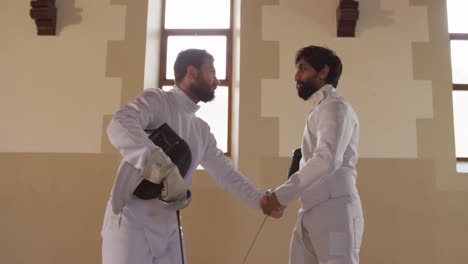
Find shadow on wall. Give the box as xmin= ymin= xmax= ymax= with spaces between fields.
xmin=280 ymin=0 xmax=395 ymax=37
xmin=283 ymin=0 xmax=337 ymax=36
xmin=56 ymin=0 xmax=83 ymax=35
xmin=358 ymin=0 xmax=396 ymax=34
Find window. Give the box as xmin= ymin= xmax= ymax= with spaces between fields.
xmin=159 ymin=0 xmax=233 ymax=155
xmin=447 ymin=0 xmax=468 ymax=161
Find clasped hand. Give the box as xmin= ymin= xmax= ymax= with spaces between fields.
xmin=259 ymin=192 xmax=285 ymax=219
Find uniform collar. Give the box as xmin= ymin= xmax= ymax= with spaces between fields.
xmin=307 ymin=84 xmax=336 ymax=106
xmin=171 ymin=85 xmax=200 ymax=115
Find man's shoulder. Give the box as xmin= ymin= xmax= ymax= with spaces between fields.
xmin=137 ymin=88 xmax=173 ymax=104
xmin=317 ymin=93 xmax=358 ymax=118
xmin=319 ymin=93 xmax=348 ymax=108
xmin=141 ymin=87 xmax=166 ymax=97
xmin=193 ymin=115 xmax=210 ymax=129
xmin=192 ymin=116 xmax=219 ymax=141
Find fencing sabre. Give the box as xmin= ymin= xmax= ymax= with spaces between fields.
xmin=240 ymin=190 xmax=271 ymax=264
xmin=177 ymin=210 xmax=185 ymax=264
xmin=241 ymin=148 xmax=301 ymax=264
xmin=241 ymin=214 xmax=269 ymax=264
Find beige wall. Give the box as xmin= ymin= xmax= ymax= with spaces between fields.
xmin=1 ymin=0 xmax=467 ymax=264
xmin=1 ymin=0 xmax=124 ymax=153
xmin=262 ymin=0 xmax=433 ymax=158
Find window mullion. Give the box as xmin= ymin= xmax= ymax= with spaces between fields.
xmin=450 ymin=33 xmax=468 ymax=40
xmin=453 ymin=84 xmax=468 ymax=91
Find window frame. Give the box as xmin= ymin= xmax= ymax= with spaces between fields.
xmin=158 ymin=0 xmax=234 ymax=156
xmin=449 ymin=33 xmax=468 ymax=161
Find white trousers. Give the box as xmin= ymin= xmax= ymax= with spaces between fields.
xmin=290 ymin=193 xmax=364 ymax=264
xmin=101 ymin=200 xmax=186 ymax=264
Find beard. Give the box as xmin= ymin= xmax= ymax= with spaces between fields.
xmin=296 ymin=80 xmax=320 ymax=101
xmin=191 ymin=75 xmax=216 ymax=103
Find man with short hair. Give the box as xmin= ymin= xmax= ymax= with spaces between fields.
xmin=261 ymin=45 xmax=364 ymax=264
xmin=101 ymin=49 xmax=280 ymax=264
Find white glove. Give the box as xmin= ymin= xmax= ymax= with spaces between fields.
xmin=160 ymin=166 xmax=187 ymax=201
xmin=141 ymin=148 xmax=189 ymax=202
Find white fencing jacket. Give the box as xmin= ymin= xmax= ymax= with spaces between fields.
xmin=275 ymin=84 xmax=359 ymax=211
xmin=107 ymin=85 xmax=262 ymax=214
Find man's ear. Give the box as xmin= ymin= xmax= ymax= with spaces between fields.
xmin=319 ymin=65 xmax=330 ymax=81
xmin=187 ymin=65 xmax=198 ymax=80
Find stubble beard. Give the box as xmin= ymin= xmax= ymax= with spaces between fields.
xmin=191 ymin=77 xmax=215 ymax=103
xmin=296 ymin=80 xmax=319 ymax=101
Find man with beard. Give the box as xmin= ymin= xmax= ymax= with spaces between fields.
xmin=101 ymin=49 xmax=281 ymax=264
xmin=260 ymin=45 xmax=364 ymax=264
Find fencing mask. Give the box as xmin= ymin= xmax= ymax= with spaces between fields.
xmin=133 ymin=123 xmax=192 ymax=206
xmin=287 ymin=148 xmax=302 ymax=179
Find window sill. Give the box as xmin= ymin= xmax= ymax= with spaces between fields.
xmin=456 ymin=161 xmax=468 ymax=173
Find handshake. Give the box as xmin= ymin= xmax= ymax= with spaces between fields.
xmin=259 ymin=191 xmax=286 ymax=219
xmin=259 ymin=148 xmax=301 ymax=219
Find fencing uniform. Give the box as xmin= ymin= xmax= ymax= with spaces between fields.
xmin=275 ymin=84 xmax=364 ymax=264
xmin=101 ymin=86 xmax=262 ymax=264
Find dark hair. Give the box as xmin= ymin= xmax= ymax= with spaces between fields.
xmin=295 ymin=45 xmax=343 ymax=87
xmin=174 ymin=49 xmax=214 ymax=84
